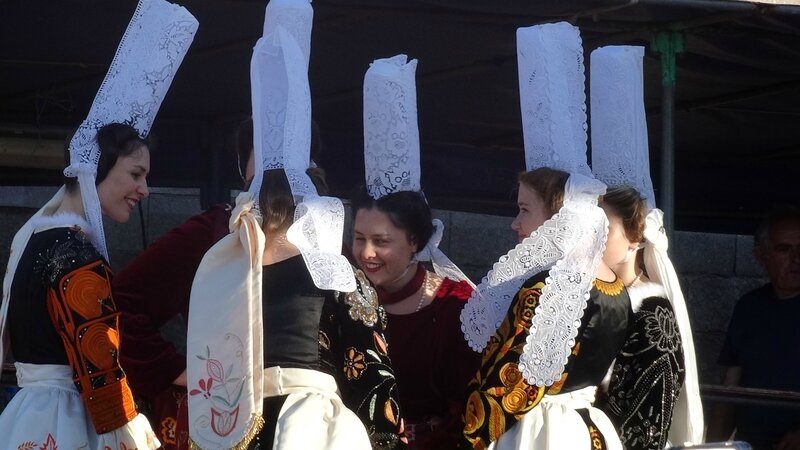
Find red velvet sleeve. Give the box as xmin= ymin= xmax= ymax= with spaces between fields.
xmin=114 ymin=204 xmax=231 ymax=400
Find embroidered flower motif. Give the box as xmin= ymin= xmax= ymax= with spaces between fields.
xmin=211 ymin=405 xmax=240 ymax=437
xmin=515 ymin=283 xmax=542 ymax=329
xmin=644 ymin=306 xmax=680 ymax=353
xmin=501 ymin=388 xmax=528 ymax=413
xmin=463 ymin=391 xmax=486 ymax=435
xmin=345 ymin=270 xmax=380 ymax=326
xmin=206 ymin=358 xmax=224 ymax=383
xmin=189 ymin=377 xmax=213 ymax=399
xmin=39 ymin=434 xmax=57 ymax=450
xmin=372 ymin=331 xmax=388 ymax=355
xmin=16 ymin=441 xmax=35 ymax=450
xmin=343 ymin=347 xmax=367 ymax=380
xmin=161 ymin=416 xmax=177 ymax=444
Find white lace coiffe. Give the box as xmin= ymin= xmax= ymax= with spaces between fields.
xmin=66 ymin=0 xmax=197 ymax=260
xmin=590 ymin=45 xmax=704 ymax=445
xmin=460 ymin=22 xmax=608 ymax=387
xmin=248 ymin=0 xmax=354 ymax=293
xmin=362 ymin=55 xmax=473 ymax=286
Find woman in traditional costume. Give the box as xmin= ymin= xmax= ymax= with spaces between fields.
xmin=0 ymin=1 xmax=197 ymax=447
xmin=589 ymin=45 xmax=704 ymax=449
xmin=185 ymin=1 xmax=405 ymax=448
xmin=459 ymin=22 xmax=631 ymax=450
xmin=351 ymin=55 xmax=481 ymax=449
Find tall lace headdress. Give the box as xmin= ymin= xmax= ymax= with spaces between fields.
xmin=363 ymin=54 xmax=473 ymax=285
xmin=0 ymin=0 xmax=197 ymax=380
xmin=187 ymin=0 xmax=353 ymax=447
xmin=590 ymin=45 xmax=704 ymax=446
xmin=460 ymin=22 xmax=609 ymax=387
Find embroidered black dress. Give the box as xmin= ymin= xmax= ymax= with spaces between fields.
xmin=249 ymin=255 xmax=404 ymax=450
xmin=595 ymin=282 xmax=685 ymax=450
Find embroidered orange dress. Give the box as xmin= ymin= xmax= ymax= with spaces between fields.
xmin=0 ymin=223 xmax=157 ymax=450
xmin=463 ymin=271 xmax=631 ymax=450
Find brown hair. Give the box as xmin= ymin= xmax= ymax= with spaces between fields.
xmin=600 ymin=186 xmax=647 ymax=243
xmin=255 ymin=167 xmax=329 ymax=236
xmin=517 ymin=167 xmax=569 ymax=216
xmin=64 ymin=123 xmax=151 ymax=193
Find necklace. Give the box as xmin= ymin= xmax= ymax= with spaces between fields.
xmin=627 ymin=270 xmax=644 ymax=288
xmin=414 ymin=271 xmax=428 ymax=312
xmin=375 ymin=264 xmax=425 ymax=305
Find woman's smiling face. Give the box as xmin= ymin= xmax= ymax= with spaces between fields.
xmin=353 ymin=207 xmax=418 ymax=292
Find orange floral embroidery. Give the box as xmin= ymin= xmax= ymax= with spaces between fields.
xmin=514 ymin=282 xmax=543 ymax=329
xmin=384 ymin=398 xmax=399 ymax=425
xmin=64 ymin=270 xmax=110 ymax=319
xmin=464 ymin=390 xmax=485 ymax=435
xmin=486 ymin=396 xmax=506 ymax=442
xmin=161 ymin=416 xmax=177 ymax=444
xmin=343 ymin=347 xmax=367 ymax=380
xmin=81 ymin=323 xmax=120 ymax=370
xmin=373 ymin=331 xmax=388 ymax=355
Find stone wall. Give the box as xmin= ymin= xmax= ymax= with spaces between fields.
xmin=0 ymin=186 xmax=766 ymax=384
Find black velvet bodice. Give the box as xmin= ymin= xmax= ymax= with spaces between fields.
xmin=261 ymin=255 xmax=338 ymax=376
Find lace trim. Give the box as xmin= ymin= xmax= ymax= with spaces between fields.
xmin=518 ymin=199 xmax=608 ymax=387
xmin=188 ymin=414 xmax=265 ymax=450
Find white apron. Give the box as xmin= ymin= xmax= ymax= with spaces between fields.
xmin=264 ymin=366 xmax=371 ymax=450
xmin=0 ymin=362 xmax=159 ymax=450
xmin=490 ymin=386 xmax=622 ymax=450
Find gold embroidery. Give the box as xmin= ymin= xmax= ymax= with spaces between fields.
xmin=344 ymin=269 xmax=380 ymax=327
xmin=593 ymin=277 xmax=624 ymax=296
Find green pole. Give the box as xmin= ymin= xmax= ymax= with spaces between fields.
xmin=651 ymin=31 xmax=684 ymax=242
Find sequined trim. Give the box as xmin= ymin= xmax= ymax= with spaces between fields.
xmin=344 ymin=269 xmax=382 ymax=327
xmin=593 ymin=277 xmax=624 ymax=296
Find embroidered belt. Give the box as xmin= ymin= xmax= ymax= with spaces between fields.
xmin=262 ymin=366 xmax=339 ymax=398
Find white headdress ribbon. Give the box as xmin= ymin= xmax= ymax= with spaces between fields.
xmin=414 ymin=219 xmax=475 ymax=287
xmin=187 ymin=192 xmax=266 ymax=449
xmin=590 ymin=45 xmax=703 ymax=445
xmin=66 ymin=0 xmax=197 ymax=260
xmin=461 ymin=22 xmax=607 ymax=388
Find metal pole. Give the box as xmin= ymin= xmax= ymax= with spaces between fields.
xmin=652 ymin=31 xmax=684 ymax=241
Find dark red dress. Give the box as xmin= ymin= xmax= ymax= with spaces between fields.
xmin=114 ymin=204 xmax=232 ymax=449
xmin=384 ymin=278 xmax=481 ymax=450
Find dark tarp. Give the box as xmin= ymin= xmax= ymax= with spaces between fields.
xmin=1 ymin=0 xmax=799 ymax=233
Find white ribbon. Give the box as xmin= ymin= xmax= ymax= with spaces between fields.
xmin=642 ymin=208 xmax=704 ymax=445
xmin=414 ymin=219 xmax=475 ymax=288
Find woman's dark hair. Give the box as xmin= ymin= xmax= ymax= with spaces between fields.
xmin=351 ymin=188 xmax=434 ymax=251
xmin=234 ymin=117 xmax=324 ymax=184
xmin=63 ymin=123 xmax=150 ymax=192
xmin=256 ymin=167 xmax=329 ymax=235
xmin=600 ymin=186 xmax=647 ymax=243
xmin=517 ymin=167 xmax=569 ymax=216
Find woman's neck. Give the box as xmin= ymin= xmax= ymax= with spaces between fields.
xmin=54 ymin=188 xmax=85 ymax=217
xmin=613 ymin=254 xmax=642 ymax=287
xmin=262 ymin=231 xmax=300 ymax=265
